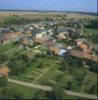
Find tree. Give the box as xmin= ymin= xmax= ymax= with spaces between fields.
xmin=52 ymin=85 xmax=65 ymax=100
xmin=85 ymin=19 xmax=98 ymax=29
xmin=36 ymin=62 xmax=44 ymax=69
xmin=0 ymin=54 xmax=8 ymax=64
xmin=46 ymin=91 xmax=57 ymax=100
xmin=0 ymin=76 xmax=8 ymax=87
xmin=66 ymin=81 xmax=72 ymax=90
xmin=58 ymin=59 xmax=69 ymax=71
xmin=32 ymin=90 xmax=47 ymax=99
xmin=90 ymin=34 xmax=98 ymax=44
xmin=0 ymin=87 xmax=24 ymax=99
xmin=8 ymin=58 xmax=27 ymax=76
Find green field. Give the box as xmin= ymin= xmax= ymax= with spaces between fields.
xmin=85 ymin=28 xmax=98 ymax=35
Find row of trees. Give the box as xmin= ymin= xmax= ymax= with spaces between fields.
xmin=85 ymin=19 xmax=98 ymax=29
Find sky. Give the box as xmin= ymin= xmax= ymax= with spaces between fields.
xmin=0 ymin=0 xmax=97 ymax=13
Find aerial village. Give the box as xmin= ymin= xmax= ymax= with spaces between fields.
xmin=0 ymin=17 xmax=98 ymax=61
xmin=0 ymin=13 xmax=98 ymax=99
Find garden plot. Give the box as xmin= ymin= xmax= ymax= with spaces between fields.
xmin=80 ymin=71 xmax=97 ymax=95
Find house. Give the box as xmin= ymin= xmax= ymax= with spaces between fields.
xmin=49 ymin=47 xmax=68 ymax=56
xmin=36 ymin=33 xmax=43 ymax=38
xmin=49 ymin=47 xmax=61 ymax=55
xmin=45 ymin=40 xmax=55 ymax=47
xmin=1 ymin=32 xmax=20 ymax=44
xmin=0 ymin=27 xmax=10 ymax=33
xmin=21 ymin=38 xmax=29 ymax=46
xmin=76 ymin=38 xmax=87 ymax=43
xmin=16 ymin=26 xmax=24 ymax=33
xmin=0 ymin=33 xmax=11 ymax=44
xmin=58 ymin=49 xmax=67 ymax=56
xmin=34 ymin=38 xmax=45 ymax=44
xmin=16 ymin=32 xmax=22 ymax=36
xmin=25 ymin=30 xmax=32 ymax=36
xmin=0 ymin=33 xmax=7 ymax=44
xmin=35 ymin=29 xmax=47 ymax=39
xmin=32 ymin=24 xmax=40 ymax=29
xmin=79 ymin=43 xmax=88 ymax=52
xmin=76 ymin=41 xmax=88 ymax=52
xmin=57 ymin=33 xmax=67 ymax=40
xmin=71 ymin=50 xmax=84 ymax=58
xmin=57 ymin=28 xmax=68 ymax=35
xmin=0 ymin=66 xmax=10 ymax=77
xmin=70 ymin=50 xmax=98 ymax=62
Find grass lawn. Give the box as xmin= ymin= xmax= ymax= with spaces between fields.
xmin=36 ymin=63 xmax=59 ymax=85
xmin=85 ymin=28 xmax=98 ymax=35
xmin=0 ymin=42 xmax=18 ymax=54
xmin=8 ymin=83 xmax=35 ymax=98
xmin=80 ymin=71 xmax=97 ymax=95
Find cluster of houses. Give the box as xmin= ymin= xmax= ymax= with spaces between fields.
xmin=0 ymin=27 xmax=22 ymax=44
xmin=0 ymin=20 xmax=98 ymax=74
xmin=0 ymin=21 xmax=98 ymax=56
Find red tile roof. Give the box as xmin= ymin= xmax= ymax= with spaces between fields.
xmin=0 ymin=66 xmax=10 ymax=76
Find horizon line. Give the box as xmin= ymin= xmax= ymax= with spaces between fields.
xmin=0 ymin=9 xmax=97 ymax=14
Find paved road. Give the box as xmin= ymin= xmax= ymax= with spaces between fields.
xmin=8 ymin=78 xmax=97 ymax=99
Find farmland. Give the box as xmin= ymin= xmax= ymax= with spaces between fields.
xmin=0 ymin=11 xmax=97 ymax=23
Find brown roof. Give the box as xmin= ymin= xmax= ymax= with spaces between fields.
xmin=46 ymin=40 xmax=55 ymax=46
xmin=16 ymin=32 xmax=22 ymax=35
xmin=21 ymin=38 xmax=29 ymax=45
xmin=79 ymin=43 xmax=88 ymax=50
xmin=0 ymin=66 xmax=10 ymax=76
xmin=71 ymin=50 xmax=84 ymax=58
xmin=49 ymin=47 xmax=60 ymax=54
xmin=34 ymin=38 xmax=44 ymax=44
xmin=71 ymin=50 xmax=98 ymax=62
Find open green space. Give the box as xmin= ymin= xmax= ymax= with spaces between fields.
xmin=80 ymin=71 xmax=97 ymax=95
xmin=85 ymin=28 xmax=98 ymax=35
xmin=0 ymin=42 xmax=17 ymax=54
